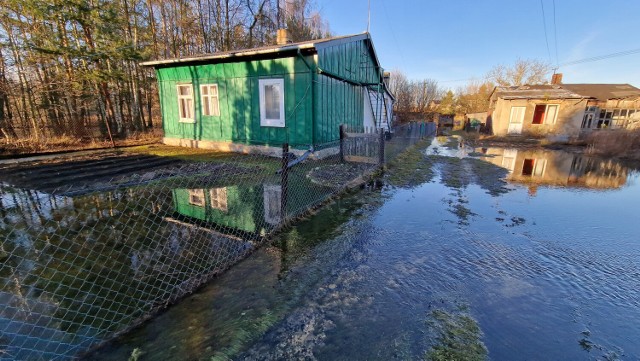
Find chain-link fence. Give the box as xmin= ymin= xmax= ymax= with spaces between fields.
xmin=0 ymin=121 xmax=435 ymax=360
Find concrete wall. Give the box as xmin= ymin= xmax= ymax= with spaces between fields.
xmin=491 ymin=98 xmax=587 ymax=138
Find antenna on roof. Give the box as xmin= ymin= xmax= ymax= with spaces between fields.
xmin=367 ymin=0 xmax=371 ymax=33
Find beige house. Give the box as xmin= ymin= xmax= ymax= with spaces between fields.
xmin=488 ymin=81 xmax=640 ymax=138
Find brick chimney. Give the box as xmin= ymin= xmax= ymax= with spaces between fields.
xmin=276 ymin=29 xmax=290 ymax=45
xmin=551 ymin=73 xmax=563 ymax=85
xmin=383 ymin=72 xmax=391 ymax=87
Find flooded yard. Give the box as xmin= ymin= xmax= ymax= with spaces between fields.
xmin=2 ymin=136 xmax=639 ymax=360
xmin=89 ymin=137 xmax=640 ymax=360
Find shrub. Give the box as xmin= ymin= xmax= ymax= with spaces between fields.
xmin=587 ymin=129 xmax=640 ymax=159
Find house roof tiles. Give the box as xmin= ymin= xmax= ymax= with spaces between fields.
xmin=493 ymin=83 xmax=640 ymax=101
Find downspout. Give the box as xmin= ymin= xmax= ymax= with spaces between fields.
xmin=297 ymin=49 xmax=316 ymax=145
xmin=317 ymin=67 xmax=364 ymax=86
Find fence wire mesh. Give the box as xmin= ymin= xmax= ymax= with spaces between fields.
xmin=0 ymin=122 xmax=435 ymax=360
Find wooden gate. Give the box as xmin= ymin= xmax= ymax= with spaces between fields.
xmin=340 ymin=125 xmax=383 ymax=165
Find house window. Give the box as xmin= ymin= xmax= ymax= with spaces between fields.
xmin=188 ymin=189 xmax=205 ymax=206
xmin=201 ymin=84 xmax=220 ymax=116
xmin=594 ymin=108 xmax=639 ymax=129
xmin=532 ymin=104 xmax=559 ymax=124
xmin=177 ymin=84 xmax=194 ymax=122
xmin=259 ymin=79 xmax=285 ymax=127
xmin=597 ymin=110 xmax=612 ymax=128
xmin=582 ymin=113 xmax=594 ymax=129
xmin=522 ymin=159 xmax=546 ymax=177
xmin=209 ymin=187 xmax=228 ymax=212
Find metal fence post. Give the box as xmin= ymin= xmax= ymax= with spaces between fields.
xmin=379 ymin=128 xmax=385 ymax=166
xmin=281 ymin=143 xmax=289 ymax=223
xmin=339 ymin=124 xmax=346 ymax=163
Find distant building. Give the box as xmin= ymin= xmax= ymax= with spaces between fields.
xmin=488 ymin=75 xmax=640 ymax=138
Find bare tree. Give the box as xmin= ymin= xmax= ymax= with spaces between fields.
xmin=388 ymin=70 xmax=441 ymax=121
xmin=388 ymin=70 xmax=412 ymax=114
xmin=413 ymin=79 xmax=441 ymax=114
xmin=486 ymin=58 xmax=551 ymax=86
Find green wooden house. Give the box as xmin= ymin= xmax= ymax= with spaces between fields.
xmin=141 ymin=32 xmax=394 ymax=155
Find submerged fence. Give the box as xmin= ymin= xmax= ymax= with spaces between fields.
xmin=0 ymin=122 xmax=435 ymax=360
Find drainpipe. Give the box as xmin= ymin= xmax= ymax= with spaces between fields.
xmin=297 ymin=49 xmax=316 ymax=145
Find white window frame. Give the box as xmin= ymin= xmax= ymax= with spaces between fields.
xmin=533 ymin=104 xmax=559 ymax=125
xmin=188 ymin=189 xmax=205 ymax=207
xmin=544 ymin=104 xmax=559 ymax=124
xmin=177 ymin=84 xmax=195 ymax=123
xmin=258 ymin=78 xmax=285 ymax=127
xmin=200 ymin=84 xmax=220 ymax=116
xmin=209 ymin=187 xmax=228 ymax=212
xmin=532 ymin=159 xmax=547 ymax=177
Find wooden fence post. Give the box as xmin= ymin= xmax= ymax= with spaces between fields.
xmin=379 ymin=128 xmax=385 ymax=166
xmin=339 ymin=124 xmax=346 ymax=163
xmin=281 ymin=143 xmax=289 ymax=223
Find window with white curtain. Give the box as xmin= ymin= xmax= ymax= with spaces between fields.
xmin=259 ymin=79 xmax=285 ymax=127
xmin=200 ymin=84 xmax=220 ymax=116
xmin=177 ymin=84 xmax=194 ymax=122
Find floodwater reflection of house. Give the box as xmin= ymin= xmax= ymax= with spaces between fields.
xmin=171 ymin=184 xmax=282 ymax=238
xmin=482 ymin=148 xmax=628 ymax=190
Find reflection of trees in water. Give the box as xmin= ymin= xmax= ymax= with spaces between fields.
xmin=569 ymin=156 xmax=628 ymax=188
xmin=0 ymin=185 xmax=254 ymax=359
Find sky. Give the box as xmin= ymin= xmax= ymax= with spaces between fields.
xmin=317 ymin=0 xmax=640 ymax=90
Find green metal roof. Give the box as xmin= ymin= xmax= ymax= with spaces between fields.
xmin=141 ymin=33 xmax=376 ymax=67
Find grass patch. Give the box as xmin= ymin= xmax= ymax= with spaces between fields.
xmin=587 ymin=129 xmax=640 ymax=160
xmin=386 ymin=140 xmax=436 ymax=188
xmin=0 ymin=130 xmax=161 ymax=156
xmin=425 ymin=309 xmax=488 ymax=361
xmin=122 ymin=144 xmax=232 ymax=162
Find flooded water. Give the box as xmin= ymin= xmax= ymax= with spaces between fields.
xmin=3 ymin=137 xmax=640 ymax=360
xmin=88 ymin=137 xmax=640 ymax=361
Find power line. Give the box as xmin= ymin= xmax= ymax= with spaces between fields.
xmin=540 ymin=0 xmax=552 ymax=62
xmin=378 ymin=0 xmax=407 ymax=70
xmin=552 ymin=0 xmax=559 ymax=67
xmin=559 ymin=47 xmax=640 ymax=67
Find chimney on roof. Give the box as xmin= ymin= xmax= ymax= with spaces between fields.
xmin=383 ymin=72 xmax=391 ymax=87
xmin=551 ymin=73 xmax=563 ymax=85
xmin=276 ymin=29 xmax=290 ymax=45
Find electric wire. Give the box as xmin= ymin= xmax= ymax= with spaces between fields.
xmin=540 ymin=0 xmax=552 ymax=62
xmin=552 ymin=0 xmax=559 ymax=67
xmin=560 ymin=48 xmax=640 ymax=67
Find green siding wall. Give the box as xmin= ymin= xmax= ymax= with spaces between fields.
xmin=157 ymin=56 xmax=314 ymax=147
xmin=156 ymin=38 xmax=382 ymax=147
xmin=314 ymin=74 xmax=364 ymax=143
xmin=313 ymin=39 xmax=379 ymax=142
xmin=172 ymin=186 xmax=265 ymax=234
xmin=316 ymin=39 xmax=381 ymax=84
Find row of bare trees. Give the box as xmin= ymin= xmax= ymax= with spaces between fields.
xmin=389 ymin=59 xmax=551 ymax=121
xmin=0 ymin=0 xmax=329 ymax=147
xmin=388 ymin=71 xmax=442 ymax=122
